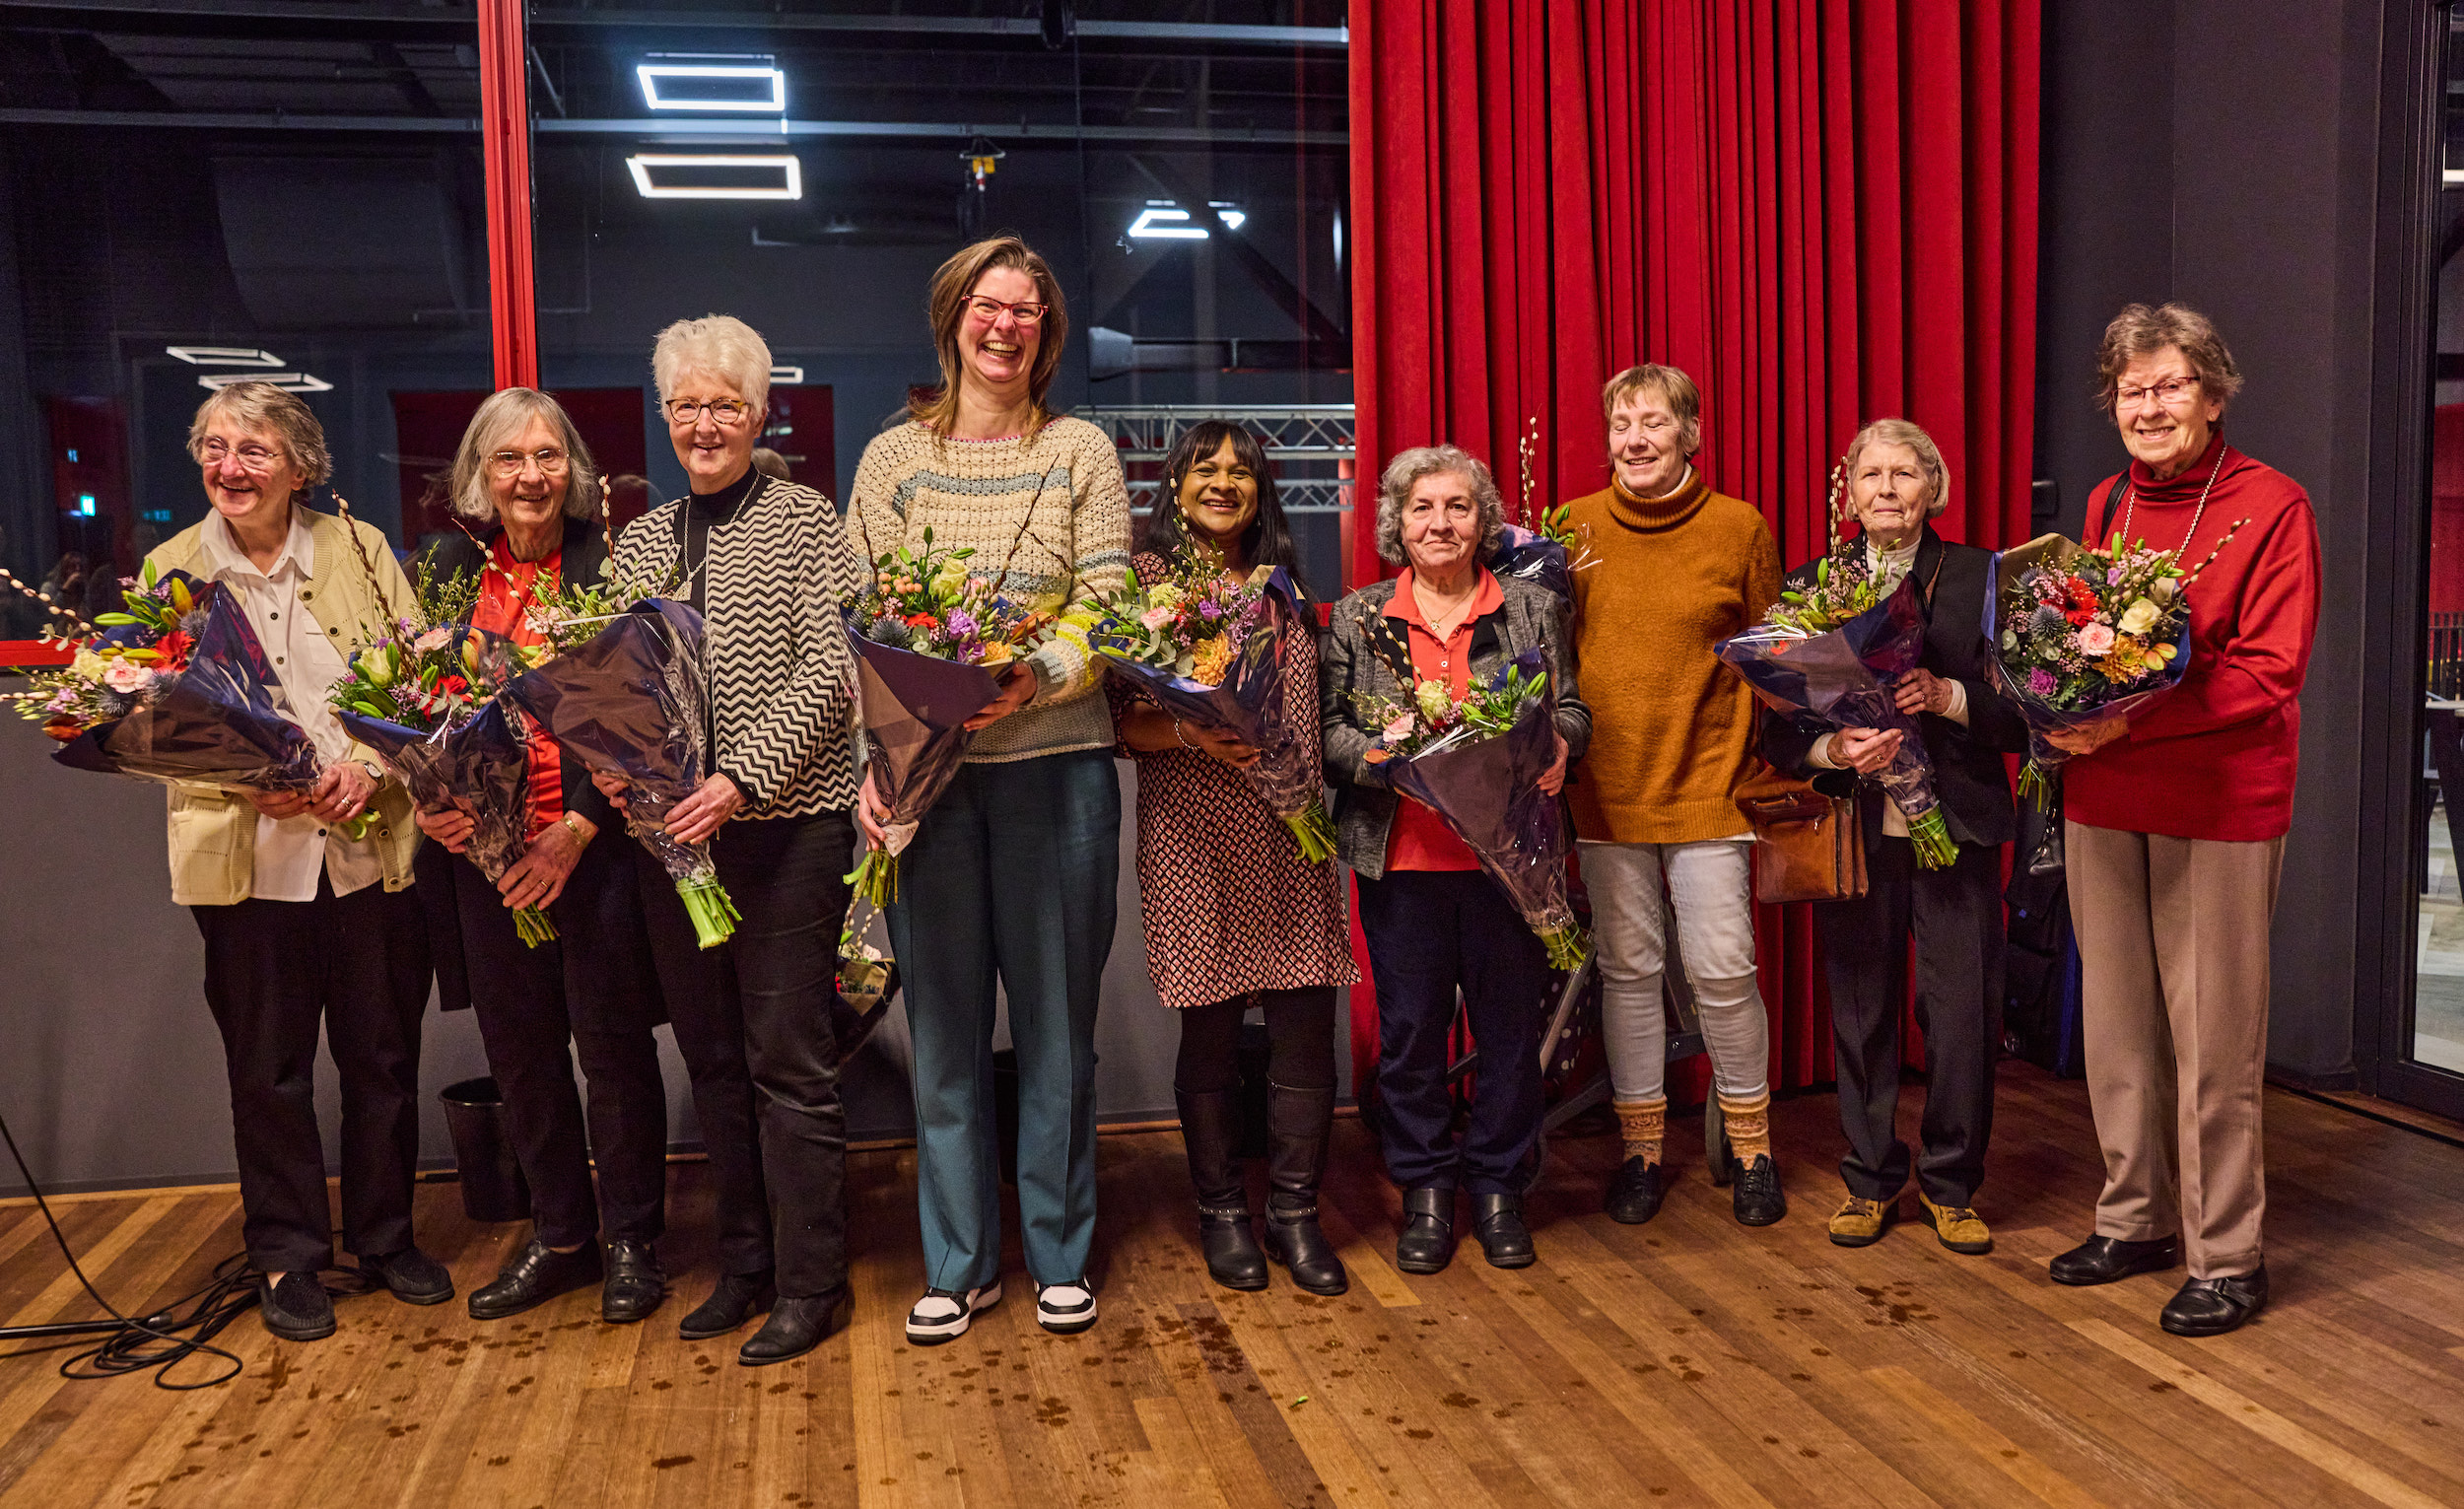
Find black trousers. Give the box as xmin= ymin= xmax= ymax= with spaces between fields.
xmin=1175 ymin=988 xmax=1338 ymax=1095
xmin=1357 ymin=869 xmax=1548 ymax=1196
xmin=445 ymin=838 xmax=668 ymax=1251
xmin=1814 ymin=833 xmax=2003 ymax=1205
xmin=636 ymin=810 xmax=856 ymax=1296
xmin=190 ymin=875 xmax=431 ymax=1274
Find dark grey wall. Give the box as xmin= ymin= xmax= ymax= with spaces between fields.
xmin=2038 ymin=0 xmax=2395 ymax=1081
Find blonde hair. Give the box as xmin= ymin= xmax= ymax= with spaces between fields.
xmin=1834 ymin=418 xmax=1950 ymax=522
xmin=908 ymin=235 xmax=1069 ymax=438
xmin=651 ymin=314 xmax=774 ymax=413
xmin=187 ymin=380 xmax=332 ymax=487
xmin=1375 ymin=445 xmax=1506 ymax=567
xmin=1601 ymin=363 xmax=1703 ymax=454
xmin=447 ymin=388 xmax=601 ymax=524
xmin=2094 ymin=302 xmax=2243 ymax=416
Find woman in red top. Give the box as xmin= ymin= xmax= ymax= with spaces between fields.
xmin=413 ymin=388 xmax=672 ymax=1330
xmin=2042 ymin=305 xmax=2321 ymax=1338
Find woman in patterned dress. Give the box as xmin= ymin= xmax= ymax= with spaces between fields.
xmin=1108 ymin=422 xmax=1358 ymax=1296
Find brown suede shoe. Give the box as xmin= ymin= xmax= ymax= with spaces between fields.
xmin=1917 ymin=1191 xmax=1993 ymax=1255
xmin=1826 ymin=1195 xmax=1894 ymax=1248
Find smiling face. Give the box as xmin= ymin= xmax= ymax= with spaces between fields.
xmin=958 ymin=264 xmax=1045 ymax=400
xmin=665 ymin=369 xmax=761 ymax=490
xmin=1608 ymin=387 xmax=1693 ymax=499
xmin=1400 ymin=470 xmax=1481 ymax=580
xmin=194 ymin=412 xmax=308 ymax=536
xmin=488 ymin=413 xmax=569 ymax=535
xmin=1176 ymin=437 xmax=1259 ymax=552
xmin=1849 ymin=440 xmax=1931 ymax=548
xmin=2114 ymin=344 xmax=2224 ymax=479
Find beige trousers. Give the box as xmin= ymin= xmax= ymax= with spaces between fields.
xmin=2066 ymin=820 xmax=2285 ymax=1279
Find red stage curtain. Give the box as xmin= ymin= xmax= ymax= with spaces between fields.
xmin=1346 ymin=1 xmax=2041 ymax=1098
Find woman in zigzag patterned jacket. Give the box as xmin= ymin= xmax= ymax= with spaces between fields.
xmin=599 ymin=313 xmax=866 ymax=1369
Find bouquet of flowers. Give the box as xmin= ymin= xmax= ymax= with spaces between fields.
xmin=1986 ymin=530 xmax=2204 ymax=803
xmin=1352 ymin=646 xmax=1589 ymax=969
xmin=1718 ymin=545 xmax=1957 ymax=867
xmin=17 ymin=565 xmax=374 ymax=839
xmin=504 ymin=585 xmax=742 ymax=949
xmin=1084 ymin=557 xmax=1337 ymax=862
xmin=843 ymin=525 xmax=1056 ymax=905
xmin=329 ymin=567 xmax=553 ymax=943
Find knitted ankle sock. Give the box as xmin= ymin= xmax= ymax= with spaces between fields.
xmin=1717 ymin=1091 xmax=1773 ymax=1163
xmin=1613 ymin=1098 xmax=1667 ymax=1166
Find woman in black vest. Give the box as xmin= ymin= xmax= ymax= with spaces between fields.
xmin=1759 ymin=418 xmax=2029 ymax=1257
xmin=415 ymin=387 xmax=671 ymax=1326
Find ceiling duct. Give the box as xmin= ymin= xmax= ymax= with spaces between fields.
xmin=212 ymin=154 xmax=473 ymax=328
xmin=1088 ymin=326 xmax=1349 ymax=378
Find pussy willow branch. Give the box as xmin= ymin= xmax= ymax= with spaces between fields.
xmin=0 ymin=567 xmax=96 ymax=640
xmin=2181 ymin=517 xmax=2252 ymax=588
xmin=328 ymin=492 xmax=397 ymax=635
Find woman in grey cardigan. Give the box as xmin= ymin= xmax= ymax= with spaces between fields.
xmin=1320 ymin=445 xmax=1589 ymax=1273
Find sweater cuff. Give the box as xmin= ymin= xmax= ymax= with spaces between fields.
xmin=1808 ymin=732 xmax=1840 ymax=770
xmin=1944 ymin=678 xmax=1970 ymax=726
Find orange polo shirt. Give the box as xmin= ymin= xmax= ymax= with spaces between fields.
xmin=1381 ymin=567 xmax=1502 ymax=873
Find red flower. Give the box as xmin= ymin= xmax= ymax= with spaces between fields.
xmin=154 ymin=630 xmax=193 ymax=670
xmin=2061 ymin=577 xmax=2098 ymax=626
xmin=436 ymin=674 xmax=469 ymax=697
xmin=905 ymin=613 xmax=939 ymax=630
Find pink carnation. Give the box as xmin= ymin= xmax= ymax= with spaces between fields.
xmin=1138 ymin=605 xmax=1175 ymax=631
xmin=103 ymin=660 xmax=152 ymax=694
xmin=2074 ymin=622 xmax=2116 ymax=656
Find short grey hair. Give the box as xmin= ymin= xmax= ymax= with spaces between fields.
xmin=1841 ymin=417 xmax=1949 ymax=518
xmin=1375 ymin=445 xmax=1506 ymax=567
xmin=2094 ymin=302 xmax=2243 ymax=417
xmin=447 ymin=387 xmax=601 ymax=524
xmin=188 ymin=380 xmax=332 ymax=488
xmin=651 ymin=314 xmax=773 ymax=413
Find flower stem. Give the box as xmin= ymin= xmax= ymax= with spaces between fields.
xmin=679 ymin=875 xmax=741 ymax=949
xmin=2017 ymin=761 xmax=2059 ymax=811
xmin=845 ymin=849 xmax=900 ymax=909
xmin=1539 ymin=923 xmax=1593 ymax=973
xmin=1281 ymin=802 xmax=1338 ymax=864
xmin=1907 ymin=808 xmax=1958 ymax=870
xmin=513 ymin=906 xmax=557 ymax=947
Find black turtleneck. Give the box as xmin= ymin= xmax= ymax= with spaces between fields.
xmin=675 ymin=466 xmax=765 ymax=613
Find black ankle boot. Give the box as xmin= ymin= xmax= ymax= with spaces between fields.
xmin=1262 ymin=1082 xmax=1347 ymax=1295
xmin=1179 ymin=1087 xmax=1267 ymax=1291
xmin=1395 ymin=1186 xmax=1456 ymax=1274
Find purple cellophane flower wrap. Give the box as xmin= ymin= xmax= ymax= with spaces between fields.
xmin=1489 ymin=525 xmax=1573 ymax=604
xmin=844 ymin=624 xmax=1004 ymax=901
xmin=338 ymin=628 xmax=534 ymax=895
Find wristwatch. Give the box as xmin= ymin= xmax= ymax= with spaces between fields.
xmin=355 ymin=759 xmax=384 ymax=788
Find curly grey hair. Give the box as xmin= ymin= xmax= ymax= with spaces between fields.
xmin=1375 ymin=445 xmax=1506 ymax=567
xmin=447 ymin=387 xmax=601 ymax=524
xmin=651 ymin=313 xmax=773 ymax=413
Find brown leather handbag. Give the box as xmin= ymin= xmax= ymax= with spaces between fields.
xmin=1734 ymin=760 xmax=1867 ymax=904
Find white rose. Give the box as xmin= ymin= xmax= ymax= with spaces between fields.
xmin=2117 ymin=597 xmax=2160 ymax=637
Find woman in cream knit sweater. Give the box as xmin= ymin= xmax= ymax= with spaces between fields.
xmin=851 ymin=235 xmax=1130 ymax=1344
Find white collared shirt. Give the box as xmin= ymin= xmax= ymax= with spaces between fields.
xmin=199 ymin=511 xmax=383 ymax=903
xmin=1809 ymin=531 xmax=1967 ymax=838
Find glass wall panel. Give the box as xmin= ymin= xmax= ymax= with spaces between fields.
xmin=2412 ymin=10 xmax=2464 ymax=1077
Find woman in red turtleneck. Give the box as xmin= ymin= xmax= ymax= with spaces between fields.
xmin=2040 ymin=304 xmax=2321 ymax=1340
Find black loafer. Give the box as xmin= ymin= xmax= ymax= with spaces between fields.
xmin=1729 ymin=1154 xmax=1787 ymax=1226
xmin=258 ymin=1271 xmax=336 ymax=1341
xmin=364 ymin=1245 xmax=454 ymax=1306
xmin=1471 ymin=1193 xmax=1536 ymax=1269
xmin=1394 ymin=1186 xmax=1456 ymax=1275
xmin=2160 ymin=1265 xmax=2268 ymax=1337
xmin=678 ymin=1268 xmax=775 ymax=1340
xmin=2047 ymin=1234 xmax=2180 ymax=1287
xmin=468 ymin=1239 xmax=600 ymax=1322
xmin=1604 ymin=1157 xmax=1666 ymax=1225
xmin=601 ymin=1239 xmax=667 ymax=1325
xmin=739 ymin=1288 xmax=848 ymax=1366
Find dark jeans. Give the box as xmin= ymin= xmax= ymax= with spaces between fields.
xmin=1356 ymin=869 xmax=1548 ymax=1196
xmin=444 ymin=837 xmax=667 ymax=1250
xmin=1814 ymin=835 xmax=2002 ymax=1205
xmin=637 ymin=810 xmax=856 ymax=1296
xmin=190 ymin=875 xmax=431 ymax=1274
xmin=1175 ymin=987 xmax=1338 ymax=1094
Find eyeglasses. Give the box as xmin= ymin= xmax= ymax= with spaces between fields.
xmin=964 ymin=295 xmax=1050 ymax=326
xmin=487 ymin=447 xmax=570 ymax=477
xmin=193 ymin=438 xmax=283 ymax=470
xmin=2114 ymin=376 xmax=2201 ymax=410
xmin=665 ymin=397 xmax=752 ymax=426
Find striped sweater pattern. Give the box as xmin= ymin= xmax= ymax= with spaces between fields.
xmin=613 ymin=476 xmax=862 ymax=818
xmin=848 ymin=417 xmax=1132 ymax=763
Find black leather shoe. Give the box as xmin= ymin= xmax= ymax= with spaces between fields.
xmin=2047 ymin=1234 xmax=2180 ymax=1287
xmin=1471 ymin=1193 xmax=1536 ymax=1269
xmin=258 ymin=1271 xmax=336 ymax=1341
xmin=1198 ymin=1205 xmax=1269 ymax=1291
xmin=1395 ymin=1186 xmax=1456 ymax=1275
xmin=601 ymin=1239 xmax=667 ymax=1325
xmin=364 ymin=1246 xmax=455 ymax=1306
xmin=2160 ymin=1265 xmax=2268 ymax=1337
xmin=468 ymin=1240 xmax=600 ymax=1322
xmin=1264 ymin=1200 xmax=1349 ymax=1296
xmin=1604 ymin=1157 xmax=1666 ymax=1225
xmin=740 ymin=1288 xmax=848 ymax=1366
xmin=1730 ymin=1153 xmax=1787 ymax=1226
xmin=678 ymin=1269 xmax=774 ymax=1340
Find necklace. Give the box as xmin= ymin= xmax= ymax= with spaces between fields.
xmin=1414 ymin=574 xmax=1477 ymax=638
xmin=2117 ymin=444 xmax=2230 ymax=553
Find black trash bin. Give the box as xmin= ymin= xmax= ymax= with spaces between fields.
xmin=439 ymin=1076 xmax=531 ymax=1223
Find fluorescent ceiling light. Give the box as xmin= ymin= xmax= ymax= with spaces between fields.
xmin=770 ymin=365 xmax=805 ymax=384
xmin=639 ymin=63 xmax=786 ymax=113
xmin=627 ymin=154 xmax=802 ymax=201
xmin=167 ymin=346 xmax=283 ymax=367
xmin=197 ymin=372 xmax=332 ymax=393
xmin=1127 ymin=201 xmax=1247 ymax=240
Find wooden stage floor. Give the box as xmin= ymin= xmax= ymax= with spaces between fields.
xmin=0 ymin=1061 xmax=2458 ymax=1508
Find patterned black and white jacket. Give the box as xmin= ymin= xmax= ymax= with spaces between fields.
xmin=613 ymin=475 xmax=862 ymax=820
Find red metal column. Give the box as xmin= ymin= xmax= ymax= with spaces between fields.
xmin=477 ymin=0 xmax=538 ymax=389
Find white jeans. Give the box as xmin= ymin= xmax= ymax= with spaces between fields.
xmin=1579 ymin=839 xmax=1770 ymax=1102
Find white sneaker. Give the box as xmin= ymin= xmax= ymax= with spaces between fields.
xmin=1035 ymin=1278 xmax=1097 ymax=1335
xmin=905 ymin=1280 xmax=1000 ymax=1345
